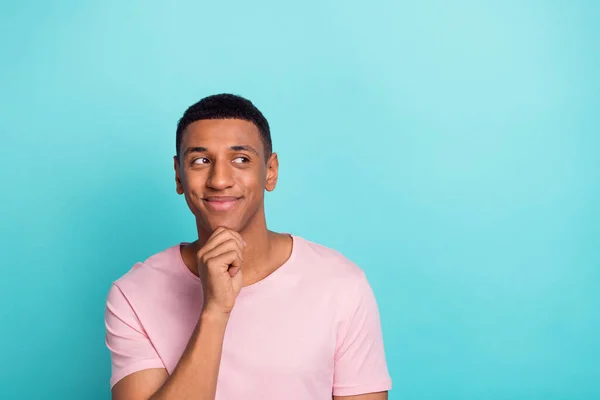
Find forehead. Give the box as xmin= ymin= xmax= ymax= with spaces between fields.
xmin=182 ymin=119 xmax=263 ymax=149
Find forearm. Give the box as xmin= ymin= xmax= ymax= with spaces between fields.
xmin=150 ymin=311 xmax=229 ymax=400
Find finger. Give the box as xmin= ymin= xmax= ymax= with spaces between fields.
xmin=207 ymin=228 xmax=245 ymax=252
xmin=207 ymin=250 xmax=242 ymax=273
xmin=226 ymin=254 xmax=242 ymax=277
xmin=203 ymin=227 xmax=229 ymax=250
xmin=228 ymin=265 xmax=241 ymax=277
xmin=200 ymin=239 xmax=243 ymax=265
xmin=225 ymin=229 xmax=246 ymax=247
xmin=220 ymin=229 xmax=245 ymax=249
xmin=207 ymin=237 xmax=244 ymax=259
xmin=198 ymin=229 xmax=244 ymax=258
xmin=197 ymin=231 xmax=222 ymax=259
xmin=212 ymin=226 xmax=228 ymax=237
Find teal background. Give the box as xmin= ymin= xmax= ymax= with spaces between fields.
xmin=1 ymin=1 xmax=599 ymax=399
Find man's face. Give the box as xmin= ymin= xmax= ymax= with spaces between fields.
xmin=174 ymin=119 xmax=278 ymax=233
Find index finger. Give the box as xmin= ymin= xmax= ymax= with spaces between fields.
xmin=200 ymin=228 xmax=245 ymax=256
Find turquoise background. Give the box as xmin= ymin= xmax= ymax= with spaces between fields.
xmin=1 ymin=1 xmax=599 ymax=399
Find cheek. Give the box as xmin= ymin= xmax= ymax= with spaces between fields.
xmin=182 ymin=170 xmax=206 ymax=189
xmin=242 ymin=174 xmax=266 ymax=192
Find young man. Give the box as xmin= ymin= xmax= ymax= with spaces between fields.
xmin=104 ymin=94 xmax=392 ymax=399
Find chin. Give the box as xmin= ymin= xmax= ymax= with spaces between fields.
xmin=202 ymin=216 xmax=245 ymax=233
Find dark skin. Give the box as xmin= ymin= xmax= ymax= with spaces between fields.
xmin=111 ymin=118 xmax=387 ymax=399
xmin=174 ymin=118 xmax=292 ymax=288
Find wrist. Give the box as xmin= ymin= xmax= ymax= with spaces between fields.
xmin=200 ymin=305 xmax=231 ymax=323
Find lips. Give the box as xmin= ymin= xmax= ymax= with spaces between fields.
xmin=203 ymin=196 xmax=241 ymax=212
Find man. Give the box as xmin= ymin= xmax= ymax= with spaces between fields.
xmin=104 ymin=94 xmax=392 ymax=399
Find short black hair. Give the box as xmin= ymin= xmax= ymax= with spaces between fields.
xmin=176 ymin=93 xmax=272 ymax=159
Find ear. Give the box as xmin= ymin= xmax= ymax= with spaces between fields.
xmin=265 ymin=152 xmax=279 ymax=192
xmin=174 ymin=156 xmax=184 ymax=195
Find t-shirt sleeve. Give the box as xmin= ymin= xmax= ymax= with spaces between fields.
xmin=333 ymin=271 xmax=392 ymax=397
xmin=105 ymin=283 xmax=165 ymax=389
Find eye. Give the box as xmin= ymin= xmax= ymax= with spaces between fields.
xmin=233 ymin=156 xmax=250 ymax=164
xmin=192 ymin=157 xmax=210 ymax=165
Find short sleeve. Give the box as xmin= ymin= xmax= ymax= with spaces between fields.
xmin=105 ymin=283 xmax=165 ymax=388
xmin=333 ymin=272 xmax=392 ymax=396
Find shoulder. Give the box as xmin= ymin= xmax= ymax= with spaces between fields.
xmin=292 ymin=236 xmax=382 ymax=328
xmin=109 ymin=243 xmax=189 ymax=300
xmin=295 ymin=235 xmax=364 ymax=272
xmin=293 ymin=235 xmax=369 ymax=291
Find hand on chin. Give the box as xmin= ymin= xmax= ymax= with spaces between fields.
xmin=204 ymin=217 xmax=242 ymax=234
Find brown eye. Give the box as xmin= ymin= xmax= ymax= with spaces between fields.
xmin=193 ymin=157 xmax=210 ymax=165
xmin=233 ymin=156 xmax=250 ymax=164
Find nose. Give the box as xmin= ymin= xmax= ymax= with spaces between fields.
xmin=206 ymin=159 xmax=234 ymax=190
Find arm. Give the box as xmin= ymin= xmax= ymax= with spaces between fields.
xmin=112 ymin=311 xmax=229 ymax=400
xmin=332 ymin=271 xmax=392 ymax=398
xmin=110 ymin=228 xmax=246 ymax=400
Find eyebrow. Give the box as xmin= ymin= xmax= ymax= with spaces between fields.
xmin=183 ymin=146 xmax=208 ymax=157
xmin=183 ymin=145 xmax=259 ymax=157
xmin=230 ymin=145 xmax=259 ymax=156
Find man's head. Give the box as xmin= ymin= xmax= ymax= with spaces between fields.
xmin=174 ymin=94 xmax=278 ymax=235
xmin=176 ymin=94 xmax=272 ymax=160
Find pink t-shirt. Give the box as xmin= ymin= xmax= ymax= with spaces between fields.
xmin=105 ymin=235 xmax=392 ymax=398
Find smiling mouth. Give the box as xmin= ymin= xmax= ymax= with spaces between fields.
xmin=202 ymin=196 xmax=241 ymax=212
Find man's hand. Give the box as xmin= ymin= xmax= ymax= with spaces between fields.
xmin=196 ymin=227 xmax=246 ymax=316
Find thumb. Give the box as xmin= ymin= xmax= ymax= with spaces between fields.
xmin=227 ymin=257 xmax=242 ymax=277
